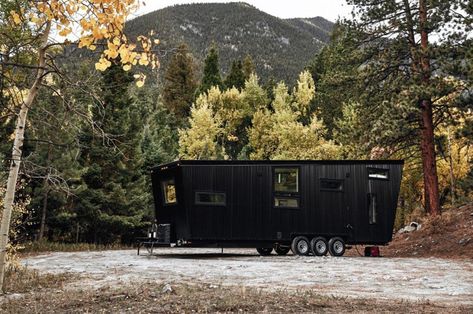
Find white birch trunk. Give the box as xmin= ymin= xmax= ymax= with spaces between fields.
xmin=0 ymin=23 xmax=50 ymax=292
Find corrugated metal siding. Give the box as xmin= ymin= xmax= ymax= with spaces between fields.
xmin=152 ymin=161 xmax=403 ymax=245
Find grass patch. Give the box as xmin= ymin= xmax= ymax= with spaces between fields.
xmin=1 ymin=282 xmax=470 ymax=313
xmin=3 ymin=266 xmax=75 ymax=294
xmin=19 ymin=240 xmax=132 ymax=254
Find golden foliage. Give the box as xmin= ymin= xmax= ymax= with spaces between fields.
xmin=178 ymin=101 xmax=222 ymax=160
xmin=9 ymin=0 xmax=159 ymax=85
xmin=249 ymin=80 xmax=340 ymax=160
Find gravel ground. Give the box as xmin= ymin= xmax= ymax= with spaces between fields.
xmin=22 ymin=248 xmax=473 ymax=305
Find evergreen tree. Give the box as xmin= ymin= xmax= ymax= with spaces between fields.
xmin=76 ymin=63 xmax=148 ymax=244
xmin=242 ymin=54 xmax=256 ymax=80
xmin=162 ymin=43 xmax=198 ymax=121
xmin=263 ymin=76 xmax=277 ymax=103
xmin=196 ymin=44 xmax=223 ymax=96
xmin=224 ymin=59 xmax=245 ymax=90
xmin=339 ymin=0 xmax=472 ymax=215
xmin=306 ymin=23 xmax=362 ymax=137
xmin=135 ymin=87 xmax=179 ymax=170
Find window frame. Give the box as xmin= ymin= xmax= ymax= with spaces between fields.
xmin=274 ymin=196 xmax=299 ymax=209
xmin=272 ymin=166 xmax=301 ymax=209
xmin=194 ymin=191 xmax=227 ymax=206
xmin=368 ymin=193 xmax=377 ymax=224
xmin=367 ymin=167 xmax=390 ymax=180
xmin=320 ymin=178 xmax=344 ymax=192
xmin=162 ymin=179 xmax=177 ymax=205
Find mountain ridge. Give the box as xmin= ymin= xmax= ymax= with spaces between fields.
xmin=126 ymin=2 xmax=334 ymax=84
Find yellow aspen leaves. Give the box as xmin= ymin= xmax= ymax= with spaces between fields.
xmin=133 ymin=74 xmax=146 ymax=87
xmin=138 ymin=53 xmax=149 ymax=66
xmin=58 ymin=27 xmax=72 ymax=37
xmin=95 ymin=58 xmax=112 ymax=71
xmin=10 ymin=0 xmax=159 ymax=87
xmin=10 ymin=11 xmax=22 ymax=24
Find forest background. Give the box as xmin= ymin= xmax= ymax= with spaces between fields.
xmin=1 ymin=0 xmax=472 ymax=248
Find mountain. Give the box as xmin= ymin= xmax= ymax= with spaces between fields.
xmin=126 ymin=2 xmax=334 ymax=84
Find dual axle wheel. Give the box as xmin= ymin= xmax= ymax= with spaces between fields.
xmin=291 ymin=236 xmax=345 ymax=257
xmin=256 ymin=236 xmax=345 ymax=256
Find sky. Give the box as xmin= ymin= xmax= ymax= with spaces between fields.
xmin=133 ymin=0 xmax=354 ymax=22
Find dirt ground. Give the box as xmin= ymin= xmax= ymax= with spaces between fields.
xmin=7 ymin=204 xmax=473 ymax=312
xmin=21 ymin=248 xmax=473 ymax=307
xmin=383 ymin=203 xmax=473 ymax=259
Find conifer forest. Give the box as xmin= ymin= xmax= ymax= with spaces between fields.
xmin=1 ymin=0 xmax=472 ymax=251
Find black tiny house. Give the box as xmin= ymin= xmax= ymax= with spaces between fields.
xmin=150 ymin=160 xmax=403 ymax=256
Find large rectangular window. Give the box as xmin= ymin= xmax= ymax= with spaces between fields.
xmin=162 ymin=179 xmax=177 ymax=204
xmin=274 ymin=167 xmax=300 ymax=208
xmin=274 ymin=168 xmax=299 ymax=193
xmin=368 ymin=167 xmax=389 ymax=180
xmin=320 ymin=179 xmax=344 ymax=192
xmin=195 ymin=192 xmax=226 ymax=206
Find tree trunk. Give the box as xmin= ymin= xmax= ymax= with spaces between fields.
xmin=0 ymin=23 xmax=50 ymax=292
xmin=38 ymin=180 xmax=49 ymax=241
xmin=38 ymin=145 xmax=52 ymax=241
xmin=447 ymin=127 xmax=455 ymax=206
xmin=418 ymin=0 xmax=441 ymax=216
xmin=419 ymin=99 xmax=441 ymax=215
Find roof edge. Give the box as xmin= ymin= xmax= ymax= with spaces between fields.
xmin=151 ymin=159 xmax=404 ymax=171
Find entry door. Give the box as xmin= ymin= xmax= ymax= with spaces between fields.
xmin=315 ymin=164 xmax=351 ymax=238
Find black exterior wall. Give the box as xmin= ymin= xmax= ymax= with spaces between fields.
xmin=151 ymin=160 xmax=403 ymax=247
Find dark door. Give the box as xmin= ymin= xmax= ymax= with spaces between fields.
xmin=314 ymin=164 xmax=351 ymax=238
xmin=153 ymin=167 xmax=184 ymax=242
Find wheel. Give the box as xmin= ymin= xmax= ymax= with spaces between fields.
xmin=310 ymin=237 xmax=328 ymax=256
xmin=291 ymin=236 xmax=310 ymax=256
xmin=328 ymin=237 xmax=346 ymax=257
xmin=256 ymin=247 xmax=273 ymax=256
xmin=274 ymin=244 xmax=290 ymax=256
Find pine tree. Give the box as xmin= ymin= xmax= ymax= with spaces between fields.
xmin=242 ymin=54 xmax=256 ymax=80
xmin=224 ymin=60 xmax=245 ymax=91
xmin=339 ymin=0 xmax=472 ymax=215
xmin=306 ymin=23 xmax=364 ymax=138
xmin=76 ymin=63 xmax=148 ymax=244
xmin=196 ymin=44 xmax=223 ymax=96
xmin=162 ymin=43 xmax=198 ymax=121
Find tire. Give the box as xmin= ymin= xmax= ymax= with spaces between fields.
xmin=328 ymin=237 xmax=346 ymax=257
xmin=291 ymin=236 xmax=310 ymax=256
xmin=274 ymin=244 xmax=290 ymax=256
xmin=256 ymin=247 xmax=273 ymax=256
xmin=310 ymin=237 xmax=328 ymax=256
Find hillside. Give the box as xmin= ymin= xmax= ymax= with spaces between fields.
xmin=126 ymin=2 xmax=334 ymax=84
xmin=383 ymin=203 xmax=473 ymax=259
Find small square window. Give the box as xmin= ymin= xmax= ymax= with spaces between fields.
xmin=195 ymin=192 xmax=226 ymax=206
xmin=274 ymin=197 xmax=299 ymax=208
xmin=368 ymin=167 xmax=389 ymax=180
xmin=274 ymin=168 xmax=299 ymax=193
xmin=162 ymin=179 xmax=177 ymax=204
xmin=320 ymin=179 xmax=344 ymax=192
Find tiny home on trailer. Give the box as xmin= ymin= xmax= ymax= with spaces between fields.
xmin=148 ymin=160 xmax=403 ymax=257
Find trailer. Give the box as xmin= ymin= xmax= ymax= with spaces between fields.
xmin=145 ymin=160 xmax=403 ymax=257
